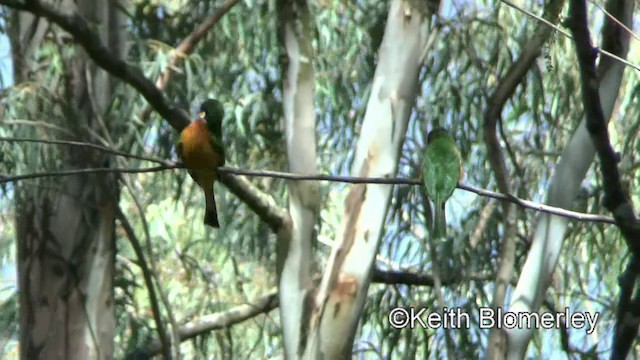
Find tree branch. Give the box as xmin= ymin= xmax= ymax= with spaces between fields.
xmin=500 ymin=0 xmax=640 ymax=72
xmin=0 ymin=0 xmax=293 ymax=234
xmin=138 ymin=290 xmax=279 ymax=357
xmin=0 ymin=161 xmax=615 ymax=224
xmin=134 ymin=267 xmax=483 ymax=357
xmin=567 ymin=0 xmax=640 ymax=357
xmin=116 ymin=208 xmax=171 ymax=359
xmin=484 ymin=1 xmax=567 ymax=357
xmin=138 ymin=0 xmax=240 ymax=123
xmin=567 ymin=0 xmax=640 ymax=256
xmin=0 ymin=137 xmax=171 ymax=165
xmin=1 ymin=0 xmax=192 ymax=131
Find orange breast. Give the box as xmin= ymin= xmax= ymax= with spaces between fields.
xmin=180 ymin=119 xmax=221 ymax=170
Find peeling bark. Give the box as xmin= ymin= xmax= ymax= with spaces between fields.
xmin=301 ymin=1 xmax=437 ymax=357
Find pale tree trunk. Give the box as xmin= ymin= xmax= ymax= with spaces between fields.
xmin=301 ymin=1 xmax=437 ymax=357
xmin=483 ymin=0 xmax=566 ymax=358
xmin=12 ymin=1 xmax=125 ymax=359
xmin=276 ymin=0 xmax=319 ymax=358
xmin=505 ymin=0 xmax=633 ymax=358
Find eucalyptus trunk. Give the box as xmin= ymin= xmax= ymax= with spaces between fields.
xmin=276 ymin=0 xmax=319 ymax=357
xmin=303 ymin=1 xmax=438 ymax=357
xmin=11 ymin=1 xmax=125 ymax=358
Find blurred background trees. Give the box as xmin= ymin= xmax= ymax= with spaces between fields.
xmin=0 ymin=0 xmax=638 ymax=358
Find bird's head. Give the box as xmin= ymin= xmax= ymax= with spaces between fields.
xmin=427 ymin=127 xmax=452 ymax=144
xmin=199 ymin=99 xmax=224 ymax=136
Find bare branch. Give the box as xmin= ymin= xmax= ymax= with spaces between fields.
xmin=139 ymin=0 xmax=240 ymax=123
xmin=568 ymin=0 xmax=640 ymax=357
xmin=589 ymin=0 xmax=640 ymax=41
xmin=139 ymin=291 xmax=279 ymax=357
xmin=0 ymin=137 xmax=172 ymax=165
xmin=0 ymin=162 xmax=615 ymax=224
xmin=0 ymin=165 xmax=179 ymax=183
xmin=116 ymin=208 xmax=172 ymax=359
xmin=484 ymin=1 xmax=567 ymax=356
xmin=135 ymin=267 xmax=483 ymax=357
xmin=500 ymin=0 xmax=640 ymax=72
xmin=0 ymin=0 xmax=191 ymax=130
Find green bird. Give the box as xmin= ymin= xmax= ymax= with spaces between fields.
xmin=176 ymin=99 xmax=226 ymax=228
xmin=423 ymin=128 xmax=462 ymax=238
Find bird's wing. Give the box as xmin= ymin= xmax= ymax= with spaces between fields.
xmin=210 ymin=135 xmax=226 ymax=166
xmin=423 ymin=151 xmax=438 ymax=200
xmin=441 ymin=152 xmax=461 ymax=199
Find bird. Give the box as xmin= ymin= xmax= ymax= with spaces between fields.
xmin=422 ymin=127 xmax=462 ymax=238
xmin=176 ymin=99 xmax=226 ymax=228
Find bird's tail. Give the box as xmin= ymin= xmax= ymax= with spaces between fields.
xmin=204 ymin=187 xmax=220 ymax=228
xmin=433 ymin=196 xmax=446 ymax=239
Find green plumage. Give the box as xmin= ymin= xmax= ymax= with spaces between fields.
xmin=423 ymin=128 xmax=461 ymax=238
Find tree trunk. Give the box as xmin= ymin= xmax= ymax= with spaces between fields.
xmin=505 ymin=0 xmax=634 ymax=357
xmin=303 ymin=1 xmax=437 ymax=357
xmin=276 ymin=0 xmax=319 ymax=357
xmin=12 ymin=1 xmax=125 ymax=358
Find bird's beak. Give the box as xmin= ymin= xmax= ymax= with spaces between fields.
xmin=198 ymin=111 xmax=206 ymax=119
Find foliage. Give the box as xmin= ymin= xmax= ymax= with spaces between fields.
xmin=0 ymin=0 xmax=639 ymax=357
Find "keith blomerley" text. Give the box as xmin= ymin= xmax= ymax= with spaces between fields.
xmin=388 ymin=307 xmax=598 ymax=334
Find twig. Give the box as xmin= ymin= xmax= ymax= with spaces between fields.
xmin=219 ymin=167 xmax=615 ymax=223
xmin=139 ymin=0 xmax=240 ymax=123
xmin=137 ymin=267 xmax=489 ymax=356
xmin=589 ymin=0 xmax=639 ymax=41
xmin=154 ymin=0 xmax=239 ymax=91
xmin=139 ymin=290 xmax=279 ymax=357
xmin=500 ymin=0 xmax=640 ymax=72
xmin=116 ymin=208 xmax=172 ymax=360
xmin=0 ymin=0 xmax=192 ymax=130
xmin=0 ymin=163 xmax=616 ymax=223
xmin=0 ymin=165 xmax=179 ymax=183
xmin=0 ymin=137 xmax=172 ymax=165
xmin=120 ymin=176 xmax=182 ymax=359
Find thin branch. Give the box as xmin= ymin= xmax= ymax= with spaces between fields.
xmin=589 ymin=0 xmax=640 ymax=41
xmin=0 ymin=0 xmax=192 ymax=130
xmin=0 ymin=137 xmax=172 ymax=165
xmin=155 ymin=0 xmax=239 ymax=91
xmin=0 ymin=165 xmax=179 ymax=183
xmin=219 ymin=167 xmax=615 ymax=223
xmin=139 ymin=0 xmax=240 ymax=123
xmin=116 ymin=208 xmax=172 ymax=360
xmin=120 ymin=176 xmax=182 ymax=359
xmin=0 ymin=137 xmax=290 ymax=231
xmin=136 ymin=267 xmax=485 ymax=356
xmin=1 ymin=163 xmax=616 ymax=224
xmin=500 ymin=0 xmax=640 ymax=72
xmin=139 ymin=290 xmax=279 ymax=357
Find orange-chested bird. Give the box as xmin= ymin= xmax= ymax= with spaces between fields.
xmin=176 ymin=99 xmax=226 ymax=228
